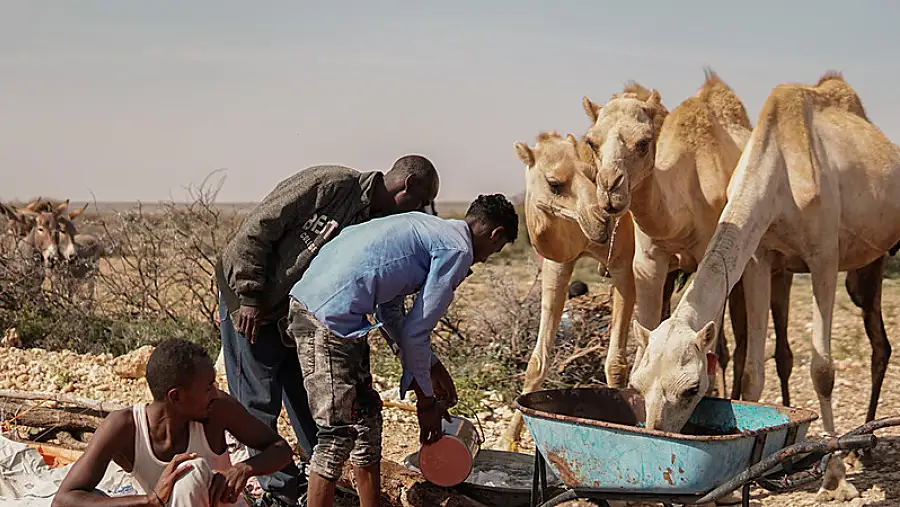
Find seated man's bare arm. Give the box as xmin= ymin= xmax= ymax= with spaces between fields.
xmin=52 ymin=410 xmax=160 ymax=507
xmin=216 ymin=392 xmax=293 ymax=474
xmin=205 ymin=392 xmax=294 ymax=504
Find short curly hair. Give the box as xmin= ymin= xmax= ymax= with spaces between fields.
xmin=465 ymin=194 xmax=519 ymax=243
xmin=145 ymin=339 xmax=211 ymax=401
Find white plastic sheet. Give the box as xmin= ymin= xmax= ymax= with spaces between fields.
xmin=0 ymin=434 xmax=139 ymax=506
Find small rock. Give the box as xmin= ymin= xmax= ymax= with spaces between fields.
xmin=112 ymin=345 xmax=155 ymax=379
xmin=1 ymin=328 xmax=21 ymax=348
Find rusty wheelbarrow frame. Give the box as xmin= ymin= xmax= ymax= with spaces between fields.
xmin=516 ymin=387 xmax=899 ymax=507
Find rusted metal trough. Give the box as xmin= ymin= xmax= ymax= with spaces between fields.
xmin=516 ymin=386 xmax=895 ymax=507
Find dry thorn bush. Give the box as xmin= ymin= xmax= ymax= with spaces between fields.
xmin=0 ymin=170 xmax=242 ymax=357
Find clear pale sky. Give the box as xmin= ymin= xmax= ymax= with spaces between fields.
xmin=2 ymin=1 xmax=898 ymax=203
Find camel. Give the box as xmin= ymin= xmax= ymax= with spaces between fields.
xmin=584 ymin=72 xmax=895 ymax=432
xmin=580 ymin=71 xmax=752 ymax=398
xmin=502 ymin=131 xmax=638 ymax=450
xmin=628 ymin=73 xmax=900 ymax=442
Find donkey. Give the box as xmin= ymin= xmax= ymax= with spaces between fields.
xmin=0 ymin=200 xmax=102 ymax=302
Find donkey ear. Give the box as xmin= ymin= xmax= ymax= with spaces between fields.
xmin=24 ymin=198 xmax=43 ymax=212
xmin=0 ymin=203 xmax=16 ymax=220
xmin=514 ymin=141 xmax=535 ymax=167
xmin=69 ymin=204 xmax=88 ymax=220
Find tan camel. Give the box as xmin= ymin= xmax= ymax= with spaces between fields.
xmin=502 ymin=131 xmax=637 ymax=450
xmin=581 ymin=71 xmax=753 ymax=398
xmin=629 ymin=73 xmax=900 ymax=440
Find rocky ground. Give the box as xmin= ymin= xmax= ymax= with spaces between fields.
xmin=2 ymin=275 xmax=900 ymax=506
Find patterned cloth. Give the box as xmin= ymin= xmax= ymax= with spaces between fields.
xmin=287 ymin=300 xmax=383 ymax=481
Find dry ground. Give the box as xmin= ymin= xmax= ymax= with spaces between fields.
xmin=3 ymin=263 xmax=900 ymax=506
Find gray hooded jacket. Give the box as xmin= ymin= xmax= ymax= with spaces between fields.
xmin=215 ymin=165 xmax=381 ymax=323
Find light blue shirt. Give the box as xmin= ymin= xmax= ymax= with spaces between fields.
xmin=289 ymin=212 xmax=474 ymax=399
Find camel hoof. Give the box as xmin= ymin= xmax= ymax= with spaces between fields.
xmin=816 ymin=479 xmax=860 ymax=502
xmin=817 ymin=455 xmax=860 ymax=502
xmin=844 ymin=450 xmax=865 ymax=473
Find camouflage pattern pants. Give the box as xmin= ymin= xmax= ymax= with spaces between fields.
xmin=287 ymin=299 xmax=383 ymax=482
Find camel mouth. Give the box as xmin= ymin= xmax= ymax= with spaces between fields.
xmin=533 ymin=200 xmax=580 ymax=222
xmin=582 ymin=217 xmax=612 ymax=245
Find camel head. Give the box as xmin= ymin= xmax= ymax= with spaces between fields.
xmin=629 ymin=318 xmax=717 ymax=433
xmin=581 ymin=84 xmax=668 ymax=219
xmin=514 ymin=131 xmax=610 ymax=252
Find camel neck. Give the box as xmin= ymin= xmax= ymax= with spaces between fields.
xmin=629 ymin=169 xmax=673 ymax=238
xmin=672 ymin=190 xmax=774 ymax=330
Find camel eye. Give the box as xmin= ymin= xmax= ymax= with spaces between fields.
xmin=681 ymin=385 xmax=700 ymax=399
xmin=636 ymin=138 xmax=651 ymax=155
xmin=547 ymin=180 xmax=564 ymax=195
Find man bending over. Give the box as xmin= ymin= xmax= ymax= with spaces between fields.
xmin=52 ymin=339 xmax=293 ymax=507
xmin=287 ymin=194 xmax=519 ymax=507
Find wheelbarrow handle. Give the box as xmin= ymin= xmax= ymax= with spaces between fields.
xmin=843 ymin=415 xmax=900 ymax=438
xmin=695 ymin=434 xmax=877 ymax=504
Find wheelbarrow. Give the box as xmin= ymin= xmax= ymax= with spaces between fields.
xmin=516 ymin=386 xmax=899 ymax=507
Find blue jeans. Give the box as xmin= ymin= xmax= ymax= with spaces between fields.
xmin=219 ymin=293 xmax=319 ymax=502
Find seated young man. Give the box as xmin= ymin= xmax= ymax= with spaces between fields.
xmin=287 ymin=194 xmax=519 ymax=507
xmin=52 ymin=339 xmax=294 ymax=507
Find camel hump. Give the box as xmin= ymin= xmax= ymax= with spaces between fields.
xmin=536 ymin=131 xmax=562 ymax=143
xmin=813 ymin=71 xmax=869 ymax=121
xmin=816 ymin=70 xmax=846 ymax=86
xmin=695 ymin=67 xmax=751 ymax=130
xmin=615 ymin=80 xmax=654 ymax=101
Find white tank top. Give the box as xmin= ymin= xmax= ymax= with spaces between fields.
xmin=131 ymin=404 xmax=247 ymax=505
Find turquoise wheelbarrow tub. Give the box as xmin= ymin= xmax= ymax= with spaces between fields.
xmin=515 ymin=386 xmax=818 ymax=495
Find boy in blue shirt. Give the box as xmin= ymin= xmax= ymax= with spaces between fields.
xmin=287 ymin=194 xmax=518 ymax=507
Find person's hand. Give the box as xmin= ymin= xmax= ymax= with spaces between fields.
xmin=209 ymin=462 xmax=252 ymax=506
xmin=417 ymin=397 xmax=451 ymax=444
xmin=150 ymin=452 xmax=197 ymax=507
xmin=430 ymin=360 xmax=458 ymax=409
xmin=234 ymin=305 xmax=260 ymax=343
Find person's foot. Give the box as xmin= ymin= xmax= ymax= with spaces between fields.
xmin=253 ymin=492 xmax=300 ymax=507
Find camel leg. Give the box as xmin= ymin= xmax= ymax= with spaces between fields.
xmin=631 ymin=243 xmax=669 ymax=375
xmin=845 ymin=255 xmax=891 ymax=423
xmin=727 ymin=278 xmax=747 ymax=400
xmin=809 ymin=257 xmax=839 ymax=436
xmin=606 ymin=258 xmax=636 ymax=389
xmin=738 ymin=252 xmax=771 ymax=401
xmin=660 ymin=270 xmax=678 ymax=321
xmin=770 ymin=269 xmax=794 ymax=406
xmin=502 ymin=258 xmax=574 ymax=451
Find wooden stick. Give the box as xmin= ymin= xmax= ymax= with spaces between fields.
xmin=0 ymin=401 xmax=105 ymax=431
xmin=338 ymin=459 xmax=489 ymax=507
xmin=0 ymin=389 xmax=127 ymax=414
